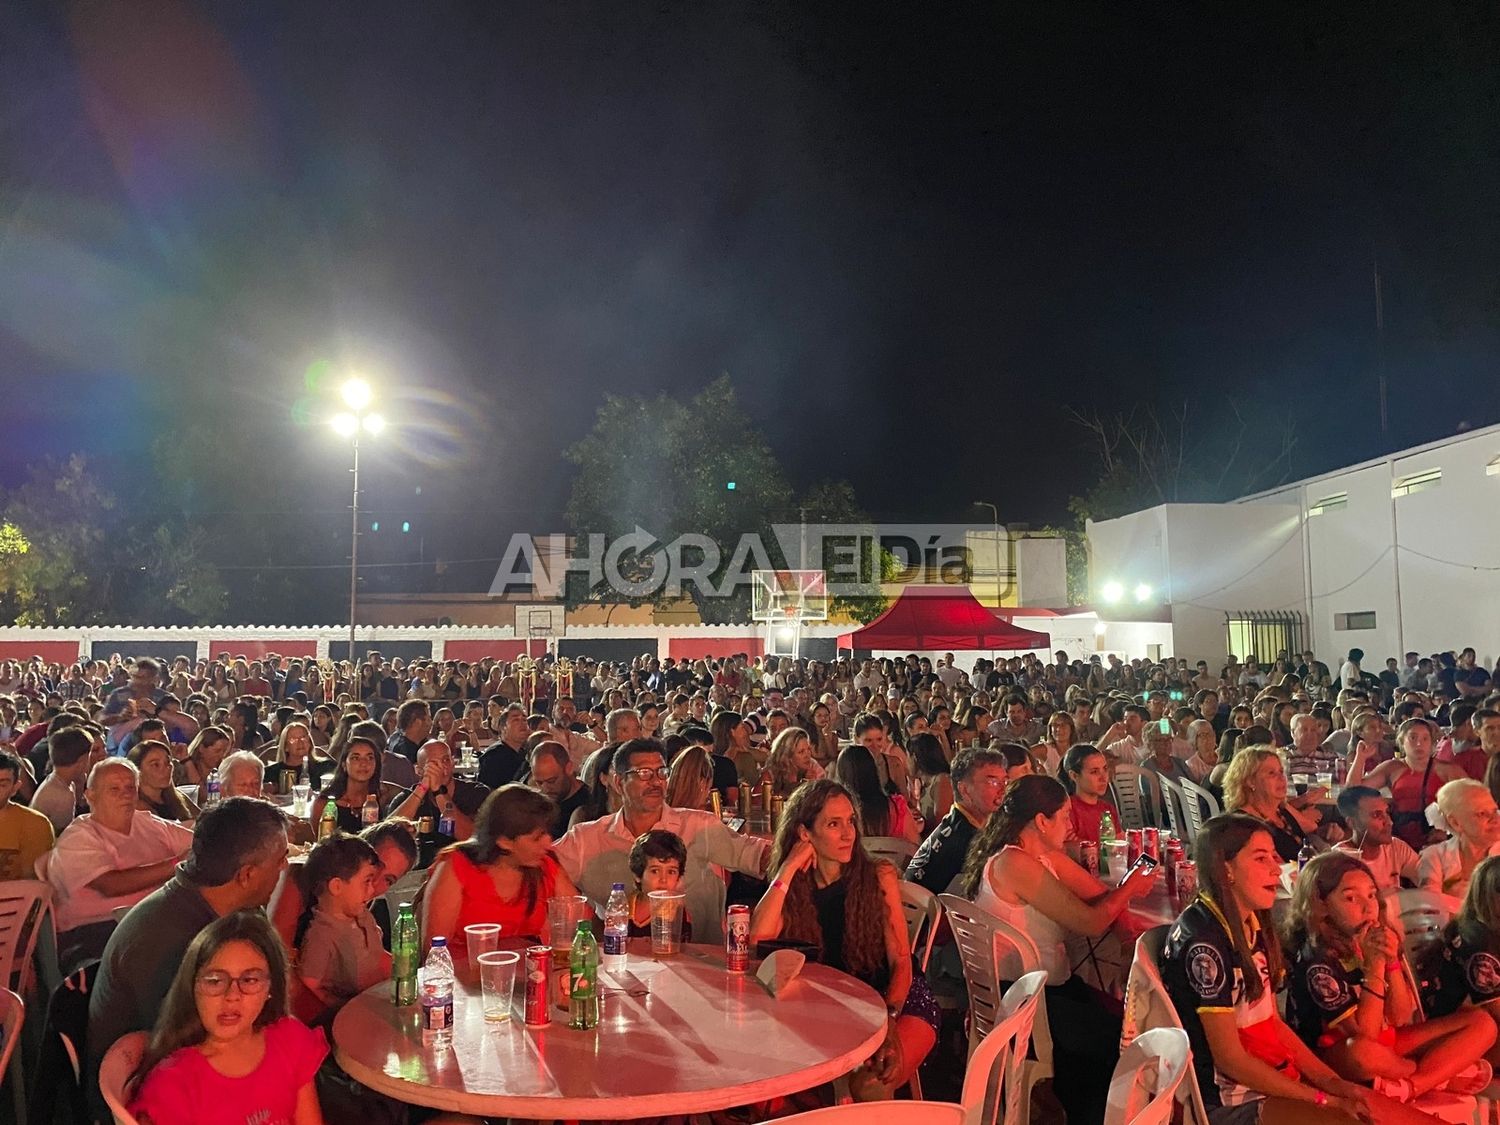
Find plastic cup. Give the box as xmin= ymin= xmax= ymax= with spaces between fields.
xmin=647 ymin=890 xmax=685 ymax=956
xmin=292 ymin=783 xmax=311 ymax=816
xmin=477 ymin=950 xmax=520 ymax=1022
xmin=547 ymin=895 xmax=590 ymax=964
xmin=464 ymin=923 xmax=502 ymax=972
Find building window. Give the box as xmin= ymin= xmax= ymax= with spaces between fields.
xmin=1391 ymin=469 xmax=1441 ymax=498
xmin=1334 ymin=611 xmax=1378 ymax=631
xmin=1225 ymin=611 xmax=1305 ymax=665
xmin=1307 ymin=492 xmax=1347 ymax=516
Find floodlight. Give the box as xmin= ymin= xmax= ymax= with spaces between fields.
xmin=1094 ymin=621 xmax=1108 ymax=636
xmin=1134 ymin=583 xmax=1153 ymax=603
xmin=362 ymin=413 xmax=386 ymax=435
xmin=330 ymin=413 xmax=359 ymax=437
xmin=1101 ymin=581 xmax=1123 ymax=604
xmin=341 ymin=378 xmax=373 ymax=410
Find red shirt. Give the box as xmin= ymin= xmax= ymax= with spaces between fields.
xmin=437 ymin=848 xmax=560 ymax=961
xmin=1068 ymin=794 xmax=1120 ymax=844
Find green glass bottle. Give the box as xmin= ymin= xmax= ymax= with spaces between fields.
xmin=568 ymin=919 xmax=599 ymax=1029
xmin=1098 ymin=810 xmax=1116 ymax=875
xmin=392 ymin=902 xmax=418 ymax=1006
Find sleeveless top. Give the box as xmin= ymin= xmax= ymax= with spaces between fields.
xmin=974 ymin=846 xmax=1071 ymax=982
xmin=439 ymin=848 xmax=559 ymax=961
xmin=810 ymin=875 xmax=892 ymax=995
xmin=1389 ymin=758 xmax=1440 ymax=846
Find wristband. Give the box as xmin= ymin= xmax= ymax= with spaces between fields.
xmin=770 ymin=878 xmax=787 ymax=892
xmin=1313 ymin=1091 xmax=1328 ymax=1108
xmin=414 ymin=782 xmax=429 ymax=796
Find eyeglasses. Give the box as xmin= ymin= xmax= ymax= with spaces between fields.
xmin=195 ymin=969 xmax=272 ymax=996
xmin=622 ymin=767 xmax=671 ymax=782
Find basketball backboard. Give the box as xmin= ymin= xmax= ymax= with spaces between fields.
xmin=751 ymin=570 xmax=828 ymax=622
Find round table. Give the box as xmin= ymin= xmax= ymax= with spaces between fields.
xmin=333 ymin=940 xmax=888 ymax=1118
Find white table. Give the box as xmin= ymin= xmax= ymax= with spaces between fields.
xmin=332 ymin=940 xmax=887 ymax=1118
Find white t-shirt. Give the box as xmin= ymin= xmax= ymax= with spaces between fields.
xmin=30 ymin=774 xmax=77 ymax=835
xmin=47 ymin=811 xmax=192 ymax=931
xmin=1333 ymin=839 xmax=1419 ymax=895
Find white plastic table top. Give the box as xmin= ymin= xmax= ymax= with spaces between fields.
xmin=332 ymin=940 xmax=888 ymax=1118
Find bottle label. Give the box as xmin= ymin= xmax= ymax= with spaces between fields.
xmin=603 ymin=932 xmax=625 ymax=956
xmin=422 ymin=995 xmax=453 ymax=1031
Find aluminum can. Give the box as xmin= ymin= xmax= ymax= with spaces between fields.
xmin=524 ymin=945 xmax=552 ymax=1026
xmin=725 ymin=905 xmax=751 ymax=973
xmin=418 ymin=816 xmax=435 ymax=835
xmin=710 ymin=790 xmax=723 ymax=819
xmin=1176 ymin=860 xmax=1198 ymax=901
xmin=761 ymin=781 xmax=774 ymax=815
xmin=1126 ymin=828 xmax=1144 ymax=867
xmin=1143 ymin=826 xmax=1161 ymax=861
xmin=1079 ymin=840 xmax=1099 ymax=876
xmin=771 ymin=795 xmax=785 ymax=824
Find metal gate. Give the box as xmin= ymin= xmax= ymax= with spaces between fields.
xmin=1224 ymin=610 xmax=1306 ymax=665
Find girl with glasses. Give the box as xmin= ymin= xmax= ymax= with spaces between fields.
xmin=128 ymin=910 xmax=325 ymax=1123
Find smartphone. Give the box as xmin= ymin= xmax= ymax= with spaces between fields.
xmin=1122 ymin=852 xmax=1159 ymax=885
xmin=1158 ymin=717 xmax=1172 ymax=735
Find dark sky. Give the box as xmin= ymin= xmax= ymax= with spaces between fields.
xmin=2 ymin=2 xmax=1497 ymax=584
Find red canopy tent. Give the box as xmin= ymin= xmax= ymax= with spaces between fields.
xmin=837 ymin=585 xmax=1052 ymax=651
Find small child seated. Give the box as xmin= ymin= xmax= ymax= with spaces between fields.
xmin=627 ymin=829 xmax=694 ymax=941
xmin=1285 ymin=850 xmax=1493 ymax=1101
xmin=130 ymin=911 xmax=325 ymax=1125
xmin=297 ymin=833 xmax=392 ymax=1020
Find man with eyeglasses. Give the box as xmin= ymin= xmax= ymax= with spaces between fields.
xmin=906 ymin=747 xmax=1009 ymax=895
xmin=86 ymin=796 xmax=289 ymax=1121
xmin=554 ymin=738 xmax=768 ymax=941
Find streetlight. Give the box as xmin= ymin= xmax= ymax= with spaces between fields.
xmin=1101 ymin=581 xmax=1124 ymax=604
xmin=331 ymin=379 xmax=385 ymax=665
xmin=973 ymin=501 xmax=1000 ymax=608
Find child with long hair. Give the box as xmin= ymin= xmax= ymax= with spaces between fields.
xmin=296 ymin=834 xmax=392 ymax=1021
xmin=129 ymin=910 xmax=325 ymax=1124
xmin=1422 ymin=855 xmax=1500 ymax=1067
xmin=1161 ymin=814 xmax=1432 ymax=1123
xmin=749 ymin=779 xmax=936 ymax=1100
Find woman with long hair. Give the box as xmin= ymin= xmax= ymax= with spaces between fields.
xmin=1348 ymin=718 xmax=1462 ymax=850
xmin=129 ymin=740 xmax=198 ymax=821
xmin=205 ymin=663 xmax=236 ymax=706
xmin=959 ymin=774 xmax=1153 ymax=1123
xmin=765 ymin=727 xmax=817 ymax=799
xmin=749 ymin=779 xmax=937 ymax=1100
xmin=1161 ymin=814 xmax=1423 ymax=1123
xmin=311 ymin=736 xmax=400 ymax=835
xmin=570 ymin=744 xmax=618 ymax=828
xmin=908 ymin=732 xmax=953 ymax=823
xmin=127 ymin=911 xmax=324 ymax=1124
xmin=710 ymin=709 xmax=761 ymax=786
xmin=833 ymin=744 xmax=921 ymax=845
xmin=810 ymin=702 xmax=842 ymax=767
xmin=1223 ymin=746 xmax=1326 ymax=863
xmin=665 ymin=744 xmax=714 ymax=810
xmin=422 ymin=784 xmax=579 ymax=963
xmin=308 ymin=704 xmax=335 ymax=749
xmin=226 ymin=700 xmax=262 ymax=753
xmin=180 ymin=725 xmax=232 ymax=790
xmin=1425 ymin=856 xmax=1500 ymax=1067
xmin=1036 ymin=710 xmax=1077 ymax=777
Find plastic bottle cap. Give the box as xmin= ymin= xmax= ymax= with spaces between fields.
xmin=432 ymin=936 xmax=447 ymax=946
xmin=612 ymin=882 xmax=625 ymax=891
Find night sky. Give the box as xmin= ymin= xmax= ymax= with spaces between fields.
xmin=3 ymin=3 xmax=1497 ymax=587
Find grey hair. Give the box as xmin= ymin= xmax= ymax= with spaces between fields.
xmin=217 ymin=750 xmax=265 ymax=785
xmin=87 ymin=757 xmax=137 ymax=789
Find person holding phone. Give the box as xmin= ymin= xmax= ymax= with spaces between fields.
xmin=959 ymin=775 xmax=1155 ymax=1123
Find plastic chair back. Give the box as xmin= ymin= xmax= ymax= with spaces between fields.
xmin=1179 ymin=779 xmax=1219 ymax=837
xmin=1110 ymin=764 xmax=1148 ymax=832
xmin=939 ymin=894 xmax=1008 ymax=1050
xmin=960 ymin=970 xmax=1046 ymax=1125
xmin=1120 ymin=925 xmax=1210 ymax=1125
xmin=899 ymin=881 xmax=941 ymax=972
xmin=0 ymin=880 xmax=53 ymax=995
xmin=1156 ymin=775 xmax=1188 ymax=841
xmin=1104 ymin=1027 xmax=1191 ymax=1125
xmin=99 ymin=1030 xmax=148 ymax=1125
xmin=1135 ymin=769 xmax=1166 ymax=830
xmin=864 ymin=836 xmax=917 ymax=874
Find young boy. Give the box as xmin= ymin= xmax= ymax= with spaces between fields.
xmin=298 ymin=834 xmax=393 ymax=1019
xmin=627 ymin=829 xmax=693 ymax=941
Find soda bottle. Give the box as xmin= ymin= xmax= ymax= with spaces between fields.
xmin=438 ymin=799 xmax=456 ymax=838
xmin=318 ymin=800 xmax=338 ymax=841
xmin=392 ymin=902 xmax=418 ymax=1006
xmin=568 ymin=919 xmax=599 ymax=1030
xmin=1097 ymin=810 xmax=1116 ymax=875
xmin=362 ymin=794 xmax=379 ymax=826
xmin=1296 ymin=840 xmax=1315 ymax=873
xmin=421 ymin=937 xmax=456 ymax=1045
xmin=602 ymin=882 xmax=629 ymax=971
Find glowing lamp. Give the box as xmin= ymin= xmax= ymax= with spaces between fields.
xmin=1134 ymin=584 xmax=1153 ymax=603
xmin=341 ymin=378 xmax=373 ymax=411
xmin=362 ymin=413 xmax=386 ymax=435
xmin=1101 ymin=581 xmax=1123 ymax=604
xmin=330 ymin=413 xmax=359 ymax=437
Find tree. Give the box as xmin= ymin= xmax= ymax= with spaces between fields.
xmin=795 ymin=479 xmax=892 ymax=624
xmin=0 ymin=455 xmax=116 ymax=624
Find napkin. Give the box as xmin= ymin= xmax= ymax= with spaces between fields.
xmin=756 ymin=949 xmax=805 ymax=998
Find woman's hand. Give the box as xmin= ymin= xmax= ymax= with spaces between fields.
xmin=777 ymin=840 xmax=817 ymax=880
xmin=869 ymin=1021 xmax=904 ymax=1085
xmin=1122 ymin=863 xmax=1157 ymax=898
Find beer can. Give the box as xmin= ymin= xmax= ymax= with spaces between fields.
xmin=524 ymin=945 xmax=552 ymax=1026
xmin=418 ymin=816 xmax=435 ymax=835
xmin=771 ymin=795 xmax=785 ymax=824
xmin=710 ymin=790 xmax=723 ymax=819
xmin=1143 ymin=826 xmax=1161 ymax=861
xmin=737 ymin=785 xmax=753 ymax=821
xmin=761 ymin=781 xmax=774 ymax=815
xmin=1080 ymin=841 xmax=1099 ymax=876
xmin=1126 ymin=828 xmax=1143 ymax=867
xmin=1176 ymin=860 xmax=1198 ymax=901
xmin=725 ymin=904 xmax=750 ymax=973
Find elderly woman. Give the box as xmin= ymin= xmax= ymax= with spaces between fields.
xmin=422 ymin=784 xmax=580 ymax=963
xmin=217 ymin=751 xmax=315 ymax=846
xmin=1416 ymin=779 xmax=1500 ymax=899
xmin=1182 ymin=718 xmax=1220 ymax=784
xmin=264 ymin=720 xmax=334 ymax=792
xmin=1222 ymin=746 xmax=1338 ymax=863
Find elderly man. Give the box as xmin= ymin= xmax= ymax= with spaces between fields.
xmin=46 ymin=758 xmax=193 ymax=967
xmin=1285 ymin=712 xmax=1341 ymax=779
xmin=218 ymin=750 xmax=315 ymax=845
xmin=907 ymin=747 xmax=1009 ymax=894
xmin=527 ymin=741 xmax=588 ymax=837
xmin=605 ymin=707 xmax=642 ymax=743
xmin=86 ymin=796 xmax=288 ymax=1120
xmin=386 ymin=739 xmax=485 ymax=867
xmin=554 ymin=739 xmax=767 ymax=941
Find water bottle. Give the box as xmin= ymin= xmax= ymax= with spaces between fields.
xmin=421 ymin=937 xmax=456 ymax=1044
xmin=392 ymin=902 xmax=418 ymax=1006
xmin=438 ymin=800 xmax=456 ymax=838
xmin=602 ymin=882 xmax=629 ymax=970
xmin=362 ymin=794 xmax=379 ymax=826
xmin=568 ymin=920 xmax=599 ymax=1030
xmin=1098 ymin=810 xmax=1116 ymax=875
xmin=204 ymin=775 xmax=221 ymax=807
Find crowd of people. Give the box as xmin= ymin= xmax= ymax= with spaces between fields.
xmin=0 ymin=642 xmax=1497 ymax=1122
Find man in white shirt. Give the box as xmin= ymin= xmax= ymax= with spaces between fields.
xmin=1338 ymin=648 xmax=1365 ymax=690
xmin=547 ymin=697 xmax=600 ymax=772
xmin=853 ymin=660 xmax=883 ymax=695
xmin=46 ymin=758 xmax=193 ymax=969
xmin=1333 ymin=787 xmax=1418 ymax=894
xmin=934 ymin=653 xmax=963 ymax=691
xmin=553 ymin=740 xmax=767 ymax=941
xmin=1102 ymin=706 xmax=1148 ymax=763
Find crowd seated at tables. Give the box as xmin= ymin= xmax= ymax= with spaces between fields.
xmin=0 ymin=644 xmax=1499 ymax=1120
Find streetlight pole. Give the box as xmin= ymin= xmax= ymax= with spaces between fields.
xmin=332 ymin=379 xmax=383 ymax=668
xmin=973 ymin=501 xmax=1000 ymax=607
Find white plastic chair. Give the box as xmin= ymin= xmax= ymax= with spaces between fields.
xmin=899 ymin=881 xmax=941 ymax=972
xmin=759 ymin=1102 xmax=967 ymax=1125
xmin=1120 ymin=926 xmax=1210 ymax=1125
xmin=0 ymin=881 xmax=53 ymax=997
xmin=0 ymin=988 xmax=23 ymax=1125
xmin=1104 ymin=1027 xmax=1191 ymax=1125
xmin=864 ymin=836 xmax=917 ymax=874
xmin=1394 ymin=888 xmax=1458 ymax=965
xmin=1135 ymin=768 xmax=1166 ymax=831
xmin=939 ymin=895 xmax=1054 ymax=1124
xmin=1155 ymin=775 xmax=1189 ymax=842
xmin=99 ymin=1030 xmax=148 ymax=1125
xmin=960 ymin=971 xmax=1046 ymax=1125
xmin=1179 ymin=779 xmax=1220 ymax=836
xmin=1110 ymin=764 xmax=1149 ymax=832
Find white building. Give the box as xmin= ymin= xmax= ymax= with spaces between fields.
xmin=1086 ymin=421 xmax=1500 ymax=667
